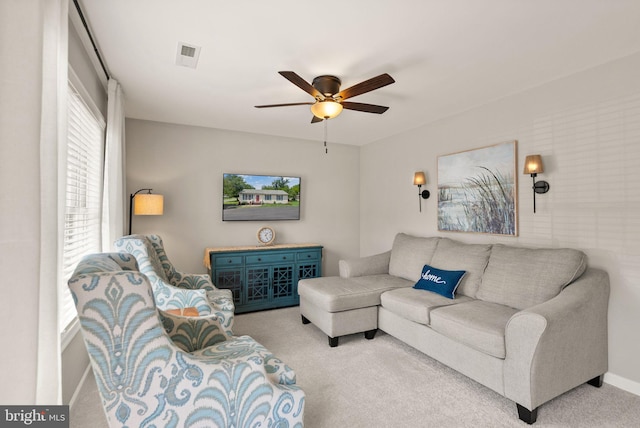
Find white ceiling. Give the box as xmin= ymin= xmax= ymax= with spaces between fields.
xmin=78 ymin=0 xmax=640 ymax=146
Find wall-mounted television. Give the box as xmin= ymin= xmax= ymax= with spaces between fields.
xmin=222 ymin=174 xmax=301 ymax=221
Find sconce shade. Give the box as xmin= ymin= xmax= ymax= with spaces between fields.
xmin=524 ymin=155 xmax=544 ymax=175
xmin=413 ymin=171 xmax=429 ymax=212
xmin=523 ymin=155 xmax=549 ymax=213
xmin=413 ymin=171 xmax=426 ymax=186
xmin=310 ymin=100 xmax=343 ymax=119
xmin=134 ymin=194 xmax=164 ymax=215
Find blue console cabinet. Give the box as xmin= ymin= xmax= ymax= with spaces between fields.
xmin=207 ymin=244 xmax=323 ymax=314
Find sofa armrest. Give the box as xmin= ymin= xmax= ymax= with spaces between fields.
xmin=339 ymin=251 xmax=391 ymax=278
xmin=503 ymin=268 xmax=610 ymax=411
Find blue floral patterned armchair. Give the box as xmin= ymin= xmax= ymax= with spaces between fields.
xmin=114 ymin=235 xmax=235 ymax=351
xmin=69 ymin=252 xmax=305 ymax=427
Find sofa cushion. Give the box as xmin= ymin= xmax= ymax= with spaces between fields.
xmin=388 ymin=234 xmax=440 ymax=282
xmin=429 ymin=300 xmax=519 ymax=359
xmin=414 ymin=264 xmax=466 ymax=299
xmin=298 ymin=274 xmax=413 ymax=312
xmin=430 ymin=238 xmax=492 ymax=298
xmin=381 ymin=288 xmax=473 ymax=326
xmin=477 ymin=244 xmax=587 ymax=310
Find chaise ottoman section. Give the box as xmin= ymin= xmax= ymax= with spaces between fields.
xmin=298 ymin=274 xmax=412 ymax=347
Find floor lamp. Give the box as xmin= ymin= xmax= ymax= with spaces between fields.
xmin=128 ymin=188 xmax=164 ymax=235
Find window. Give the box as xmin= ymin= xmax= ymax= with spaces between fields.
xmin=60 ymin=75 xmax=105 ymax=340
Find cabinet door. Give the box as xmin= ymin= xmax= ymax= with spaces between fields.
xmin=245 ymin=266 xmax=270 ymax=305
xmin=297 ymin=261 xmax=320 ymax=280
xmin=271 ymin=263 xmax=295 ymax=301
xmin=296 ymin=248 xmax=321 ymax=281
xmin=213 ymin=268 xmax=243 ymax=306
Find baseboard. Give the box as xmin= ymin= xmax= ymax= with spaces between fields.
xmin=68 ymin=364 xmax=92 ymax=408
xmin=604 ymin=372 xmax=640 ymax=396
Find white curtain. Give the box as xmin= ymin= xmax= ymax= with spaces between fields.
xmin=102 ymin=78 xmax=127 ymax=250
xmin=37 ymin=0 xmax=68 ymax=405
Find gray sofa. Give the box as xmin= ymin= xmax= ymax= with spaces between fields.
xmin=298 ymin=233 xmax=610 ymax=424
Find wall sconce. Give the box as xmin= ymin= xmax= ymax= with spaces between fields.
xmin=523 ymin=155 xmax=550 ymax=213
xmin=413 ymin=171 xmax=430 ymax=212
xmin=128 ymin=188 xmax=164 ymax=234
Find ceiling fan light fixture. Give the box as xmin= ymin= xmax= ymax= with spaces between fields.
xmin=310 ymin=100 xmax=343 ymax=119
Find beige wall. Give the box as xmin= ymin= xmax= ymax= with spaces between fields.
xmin=124 ymin=120 xmax=361 ymax=277
xmin=361 ymin=52 xmax=640 ymax=392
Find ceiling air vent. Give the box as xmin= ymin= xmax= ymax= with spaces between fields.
xmin=176 ymin=42 xmax=201 ymax=68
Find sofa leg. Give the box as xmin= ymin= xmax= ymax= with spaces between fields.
xmin=328 ymin=336 xmax=339 ymax=347
xmin=516 ymin=403 xmax=538 ymax=425
xmin=301 ymin=315 xmax=311 ymax=325
xmin=364 ymin=329 xmax=377 ymax=340
xmin=587 ymin=374 xmax=604 ymax=388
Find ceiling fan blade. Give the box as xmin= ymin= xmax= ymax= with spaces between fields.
xmin=311 ymin=115 xmax=323 ymax=123
xmin=341 ymin=101 xmax=389 ymax=114
xmin=255 ymin=102 xmax=314 ymax=108
xmin=336 ymin=73 xmax=395 ymax=101
xmin=279 ymin=71 xmax=323 ymax=99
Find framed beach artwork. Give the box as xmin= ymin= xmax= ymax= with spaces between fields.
xmin=437 ymin=140 xmax=518 ymax=236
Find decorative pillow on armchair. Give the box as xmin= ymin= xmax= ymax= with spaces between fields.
xmin=165 ymin=307 xmax=200 ymax=317
xmin=413 ymin=264 xmax=466 ymax=299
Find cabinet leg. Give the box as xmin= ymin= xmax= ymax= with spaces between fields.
xmin=301 ymin=315 xmax=311 ymax=324
xmin=328 ymin=336 xmax=339 ymax=347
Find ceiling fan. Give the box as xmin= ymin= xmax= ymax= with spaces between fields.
xmin=255 ymin=71 xmax=395 ymax=123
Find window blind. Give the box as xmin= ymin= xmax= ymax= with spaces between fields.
xmin=60 ymin=80 xmax=105 ymax=335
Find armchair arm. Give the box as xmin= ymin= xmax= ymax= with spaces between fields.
xmin=192 ymin=335 xmax=299 ymax=386
xmin=206 ymin=288 xmax=235 ymax=334
xmin=185 ymin=335 xmax=306 ymax=425
xmin=154 ymin=274 xmax=236 ymax=335
xmin=152 ymin=276 xmax=212 ymax=315
xmin=503 ymin=268 xmax=610 ymax=411
xmin=159 ymin=309 xmax=231 ymax=353
xmin=170 ymin=271 xmax=215 ymax=292
xmin=339 ymin=251 xmax=391 ymax=278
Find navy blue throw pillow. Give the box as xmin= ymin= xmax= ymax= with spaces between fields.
xmin=413 ymin=264 xmax=466 ymax=299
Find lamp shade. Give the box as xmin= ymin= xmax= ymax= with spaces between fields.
xmin=413 ymin=171 xmax=426 ymax=186
xmin=523 ymin=155 xmax=544 ymax=175
xmin=310 ymin=100 xmax=343 ymax=119
xmin=134 ymin=194 xmax=164 ymax=215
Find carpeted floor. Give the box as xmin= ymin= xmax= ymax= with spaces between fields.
xmin=71 ymin=306 xmax=640 ymax=427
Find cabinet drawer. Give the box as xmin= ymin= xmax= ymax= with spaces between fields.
xmin=246 ymin=253 xmax=295 ymax=264
xmin=297 ymin=250 xmax=320 ymax=261
xmin=213 ymin=255 xmax=243 ymax=266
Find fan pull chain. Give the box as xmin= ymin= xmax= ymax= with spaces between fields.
xmin=324 ymin=118 xmax=328 ymax=154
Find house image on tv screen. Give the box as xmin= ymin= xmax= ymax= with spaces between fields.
xmin=239 ymin=189 xmax=289 ymax=205
xmin=222 ymin=173 xmax=301 ymax=221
